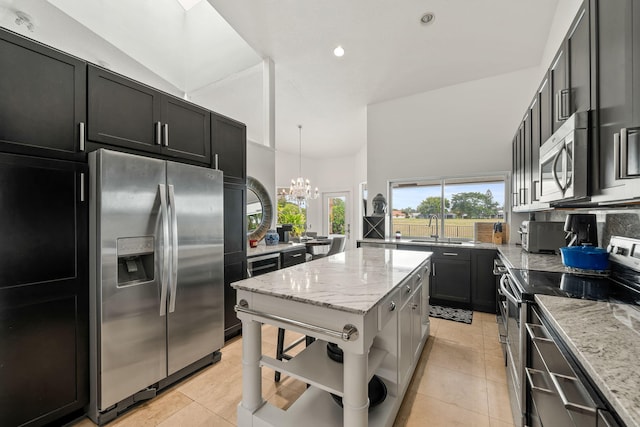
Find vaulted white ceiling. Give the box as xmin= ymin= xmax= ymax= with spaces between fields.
xmin=0 ymin=0 xmax=561 ymax=158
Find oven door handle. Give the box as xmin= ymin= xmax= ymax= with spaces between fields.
xmin=499 ymin=274 xmax=521 ymax=305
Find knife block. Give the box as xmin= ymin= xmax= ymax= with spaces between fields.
xmin=492 ymin=231 xmax=503 ymax=245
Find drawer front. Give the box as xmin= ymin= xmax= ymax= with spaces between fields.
xmin=281 ymin=248 xmax=307 ymax=268
xmin=432 ymin=247 xmax=471 ymax=260
xmin=378 ymin=288 xmax=400 ymax=331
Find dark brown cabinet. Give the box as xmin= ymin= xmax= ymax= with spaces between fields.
xmin=430 ymin=248 xmax=472 ymax=308
xmin=471 ymin=250 xmax=498 ymax=313
xmin=87 ymin=65 xmax=211 ymax=165
xmin=595 ymin=0 xmax=640 ymax=198
xmin=281 ymin=247 xmax=307 ymax=268
xmin=550 ymin=3 xmax=591 ymax=134
xmin=0 ymin=28 xmax=86 ymax=161
xmin=0 ymin=153 xmax=88 ymax=427
xmin=223 ymin=182 xmax=247 ymax=340
xmin=212 ymin=113 xmax=247 ymax=183
xmin=512 ymin=0 xmax=594 ymax=210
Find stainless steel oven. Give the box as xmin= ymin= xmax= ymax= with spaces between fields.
xmin=526 ymin=306 xmax=621 ymax=427
xmin=499 ymin=272 xmax=527 ymax=427
xmin=493 ymin=258 xmax=508 ymax=360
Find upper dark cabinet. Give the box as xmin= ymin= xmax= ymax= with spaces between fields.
xmin=162 ymin=97 xmax=211 ymax=163
xmin=595 ymin=0 xmax=640 ymax=195
xmin=550 ymin=46 xmax=569 ymax=134
xmin=87 ymin=65 xmax=211 ymax=165
xmin=545 ymin=2 xmax=591 ymax=137
xmin=212 ymin=112 xmax=247 ymax=183
xmin=0 ymin=28 xmax=86 ymax=160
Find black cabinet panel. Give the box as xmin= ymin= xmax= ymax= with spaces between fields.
xmin=224 ymin=260 xmax=246 ymax=340
xmin=597 ymin=0 xmax=640 ymax=191
xmin=88 ymin=65 xmax=162 ymax=153
xmin=212 ymin=113 xmax=246 ymax=183
xmin=568 ymin=5 xmax=592 ymax=115
xmin=471 ymin=250 xmax=498 ymax=313
xmin=550 ymin=47 xmax=569 ymax=134
xmin=163 ymin=98 xmax=211 ymax=164
xmin=224 ymin=182 xmax=247 ymax=256
xmin=431 ymin=258 xmax=471 ymax=305
xmin=0 ymin=28 xmax=85 ymax=160
xmin=0 ymin=296 xmax=79 ymax=427
xmin=0 ymin=153 xmax=88 ymax=427
xmin=539 ymin=78 xmax=552 ymax=144
xmin=0 ymin=161 xmax=76 ymax=287
xmin=281 ymin=247 xmax=307 ymax=268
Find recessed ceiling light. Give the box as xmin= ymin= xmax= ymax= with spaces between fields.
xmin=420 ymin=12 xmax=435 ymax=25
xmin=176 ymin=0 xmax=203 ymax=11
xmin=333 ymin=45 xmax=345 ymax=57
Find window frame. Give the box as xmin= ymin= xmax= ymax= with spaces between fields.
xmin=388 ymin=172 xmax=510 ymax=240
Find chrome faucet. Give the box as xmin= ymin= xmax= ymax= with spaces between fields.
xmin=428 ymin=214 xmax=439 ymax=241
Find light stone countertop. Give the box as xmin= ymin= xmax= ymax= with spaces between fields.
xmin=358 ymin=237 xmax=497 ymax=250
xmin=535 ymin=294 xmax=640 ymax=427
xmin=357 ymin=239 xmax=570 ymax=273
xmin=232 ymin=247 xmax=432 ymax=315
xmin=497 ymin=244 xmax=568 ymax=272
xmin=247 ymin=242 xmax=305 ymax=258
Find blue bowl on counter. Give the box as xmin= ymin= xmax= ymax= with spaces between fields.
xmin=559 ymin=246 xmax=610 ymax=271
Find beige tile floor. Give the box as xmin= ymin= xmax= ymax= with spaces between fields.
xmin=72 ymin=311 xmax=514 ymax=427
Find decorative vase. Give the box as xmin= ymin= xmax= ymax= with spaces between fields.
xmin=265 ymin=230 xmax=279 ymax=246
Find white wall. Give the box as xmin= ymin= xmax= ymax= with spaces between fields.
xmin=367 ymin=66 xmax=540 ymax=205
xmin=538 ymin=0 xmax=584 ymax=80
xmin=247 ymin=141 xmax=276 ymax=228
xmin=276 ymin=144 xmax=366 ymax=248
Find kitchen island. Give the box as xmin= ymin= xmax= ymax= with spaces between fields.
xmin=232 ymin=247 xmax=432 ymax=427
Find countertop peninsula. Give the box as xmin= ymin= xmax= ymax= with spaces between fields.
xmin=536 ymin=294 xmax=640 ymax=427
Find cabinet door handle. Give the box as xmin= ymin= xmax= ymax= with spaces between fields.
xmin=389 ymin=301 xmax=396 ymax=312
xmin=614 ymin=132 xmax=622 ymax=179
xmin=155 ymin=122 xmax=162 ymax=145
xmin=291 ymin=253 xmax=302 ymax=258
xmin=80 ymin=172 xmax=85 ymax=202
xmin=620 ymin=128 xmax=629 ymax=178
xmin=163 ymin=123 xmax=169 ymax=147
xmin=406 ymin=284 xmax=412 ymax=294
xmin=214 ymin=153 xmax=219 ymax=170
xmin=79 ymin=122 xmax=85 ymax=151
xmin=432 ymin=264 xmax=436 ymax=276
xmin=556 ymin=89 xmax=571 ymax=121
xmin=442 ymin=252 xmax=458 ymax=256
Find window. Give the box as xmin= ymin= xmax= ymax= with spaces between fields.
xmin=390 ymin=175 xmax=506 ymax=240
xmin=276 ymin=187 xmax=307 ymax=237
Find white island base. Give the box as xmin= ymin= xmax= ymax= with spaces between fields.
xmin=232 ymin=248 xmax=432 ymax=427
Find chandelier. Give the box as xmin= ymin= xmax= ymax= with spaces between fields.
xmin=282 ymin=125 xmax=318 ymax=208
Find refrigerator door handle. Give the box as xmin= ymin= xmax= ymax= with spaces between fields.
xmin=168 ymin=184 xmax=179 ymax=313
xmin=159 ymin=184 xmax=170 ymax=316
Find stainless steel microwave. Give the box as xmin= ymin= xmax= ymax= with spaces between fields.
xmin=539 ymin=112 xmax=589 ymax=203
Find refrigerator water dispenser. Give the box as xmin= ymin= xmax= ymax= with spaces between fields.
xmin=117 ymin=237 xmax=154 ymax=285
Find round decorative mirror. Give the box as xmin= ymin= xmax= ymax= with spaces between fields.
xmin=247 ymin=176 xmax=273 ymax=242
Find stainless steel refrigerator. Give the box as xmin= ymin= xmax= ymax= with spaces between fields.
xmin=88 ymin=149 xmax=223 ymax=424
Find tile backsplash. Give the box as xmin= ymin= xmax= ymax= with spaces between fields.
xmin=540 ymin=208 xmax=640 ymax=247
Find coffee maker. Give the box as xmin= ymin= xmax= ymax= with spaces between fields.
xmin=277 ymin=224 xmax=293 ymax=243
xmin=564 ymin=214 xmax=598 ymax=246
